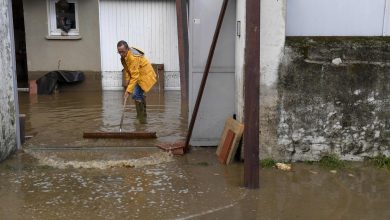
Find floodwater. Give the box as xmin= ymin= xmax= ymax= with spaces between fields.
xmin=19 ymin=90 xmax=187 ymax=148
xmin=0 ymin=90 xmax=389 ymax=219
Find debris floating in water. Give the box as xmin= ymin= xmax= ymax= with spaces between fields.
xmin=32 ymin=152 xmax=174 ymax=169
xmin=275 ymin=163 xmax=292 ymax=171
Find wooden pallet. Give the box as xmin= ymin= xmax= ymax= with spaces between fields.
xmin=216 ymin=117 xmax=244 ymax=165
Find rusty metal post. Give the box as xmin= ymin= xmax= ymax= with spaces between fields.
xmin=244 ymin=0 xmax=260 ymax=188
xmin=184 ymin=0 xmax=229 ymax=150
xmin=176 ymin=0 xmax=189 ymax=104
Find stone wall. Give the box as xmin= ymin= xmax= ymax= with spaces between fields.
xmin=277 ymin=37 xmax=390 ymax=161
xmin=0 ymin=0 xmax=17 ymax=162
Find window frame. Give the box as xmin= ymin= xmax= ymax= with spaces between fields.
xmin=47 ymin=0 xmax=80 ymax=36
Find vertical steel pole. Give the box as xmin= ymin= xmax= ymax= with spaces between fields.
xmin=244 ymin=0 xmax=260 ymax=189
xmin=176 ymin=0 xmax=189 ymax=104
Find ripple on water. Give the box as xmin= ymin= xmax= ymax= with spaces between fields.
xmin=31 ymin=151 xmax=174 ymax=169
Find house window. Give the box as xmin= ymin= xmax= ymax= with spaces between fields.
xmin=48 ymin=0 xmax=79 ymax=36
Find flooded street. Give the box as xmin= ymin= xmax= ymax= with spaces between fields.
xmin=0 ymin=91 xmax=389 ymax=219
xmin=18 ymin=90 xmax=187 ymax=148
xmin=1 ymin=149 xmax=390 ymax=219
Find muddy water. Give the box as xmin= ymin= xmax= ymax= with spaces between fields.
xmin=3 ymin=90 xmax=388 ymax=219
xmin=1 ymin=148 xmax=390 ymax=219
xmin=19 ymin=91 xmax=187 ymax=148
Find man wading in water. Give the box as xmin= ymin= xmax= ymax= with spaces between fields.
xmin=117 ymin=40 xmax=157 ymax=124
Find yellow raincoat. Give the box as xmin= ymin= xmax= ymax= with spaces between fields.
xmin=121 ymin=47 xmax=157 ymax=94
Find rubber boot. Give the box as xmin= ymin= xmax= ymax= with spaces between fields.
xmin=135 ymin=100 xmax=147 ymax=124
xmin=139 ymin=99 xmax=147 ymax=124
xmin=135 ymin=100 xmax=142 ymax=120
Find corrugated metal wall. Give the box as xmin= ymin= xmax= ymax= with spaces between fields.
xmin=287 ymin=0 xmax=390 ymax=36
xmin=99 ymin=0 xmax=180 ymax=90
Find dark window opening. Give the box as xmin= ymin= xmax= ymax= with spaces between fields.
xmin=55 ymin=2 xmax=76 ymax=33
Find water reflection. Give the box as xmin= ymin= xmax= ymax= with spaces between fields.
xmin=11 ymin=89 xmax=390 ymax=219
xmin=18 ymin=90 xmax=187 ymax=148
xmin=1 ymin=149 xmax=389 ymax=219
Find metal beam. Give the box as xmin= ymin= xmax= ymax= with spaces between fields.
xmin=244 ymin=0 xmax=260 ymax=189
xmin=176 ymin=0 xmax=189 ymax=104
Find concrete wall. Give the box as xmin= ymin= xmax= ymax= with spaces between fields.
xmin=23 ymin=0 xmax=101 ymax=72
xmin=277 ymin=38 xmax=390 ymax=161
xmin=0 ymin=0 xmax=18 ymax=161
xmin=235 ymin=0 xmax=286 ymax=158
xmin=241 ymin=1 xmax=390 ymax=161
xmin=236 ymin=0 xmax=286 ymax=159
xmin=259 ymin=0 xmax=286 ymax=159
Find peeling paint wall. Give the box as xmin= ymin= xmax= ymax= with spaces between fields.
xmin=0 ymin=0 xmax=18 ymax=161
xmin=277 ymin=38 xmax=390 ymax=161
xmin=259 ymin=0 xmax=286 ymax=159
xmin=235 ymin=0 xmax=286 ymax=159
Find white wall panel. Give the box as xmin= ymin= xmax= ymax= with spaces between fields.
xmin=287 ymin=0 xmax=388 ymax=36
xmin=383 ymin=0 xmax=390 ymax=35
xmin=189 ymin=0 xmax=236 ymax=146
xmin=99 ymin=0 xmax=180 ymax=90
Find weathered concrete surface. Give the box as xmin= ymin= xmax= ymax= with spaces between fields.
xmin=234 ymin=0 xmax=286 ymax=159
xmin=277 ymin=37 xmax=390 ymax=161
xmin=235 ymin=0 xmax=286 ymax=125
xmin=258 ymin=0 xmax=286 ymax=159
xmin=0 ymin=0 xmax=17 ymax=161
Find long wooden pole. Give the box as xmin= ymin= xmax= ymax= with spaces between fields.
xmin=244 ymin=0 xmax=260 ymax=189
xmin=184 ymin=0 xmax=229 ymax=151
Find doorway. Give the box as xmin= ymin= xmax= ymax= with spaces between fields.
xmin=12 ymin=0 xmax=28 ymax=88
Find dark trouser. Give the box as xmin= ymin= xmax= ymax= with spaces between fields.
xmin=132 ymin=84 xmax=144 ymax=101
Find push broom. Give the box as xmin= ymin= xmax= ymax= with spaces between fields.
xmin=83 ymin=96 xmax=157 ymax=139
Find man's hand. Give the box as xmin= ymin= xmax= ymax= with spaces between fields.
xmin=124 ymin=91 xmax=130 ymax=100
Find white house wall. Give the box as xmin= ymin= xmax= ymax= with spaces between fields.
xmin=99 ymin=0 xmax=180 ymax=90
xmin=287 ymin=0 xmax=390 ymax=36
xmin=235 ymin=0 xmax=245 ymax=123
